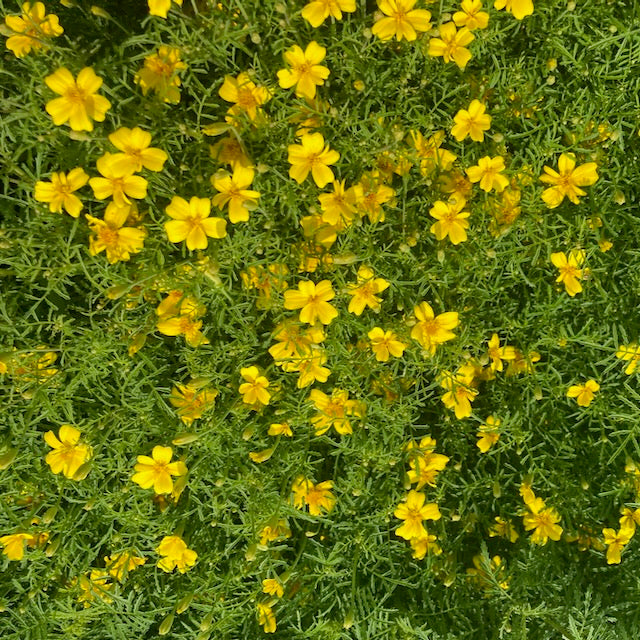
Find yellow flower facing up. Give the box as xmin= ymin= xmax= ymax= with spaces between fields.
xmin=108 ymin=127 xmax=168 ymax=174
xmin=156 ymin=535 xmax=197 ymax=573
xmin=219 ymin=72 xmax=271 ymax=123
xmin=451 ymin=100 xmax=491 ymax=142
xmin=619 ymin=507 xmax=640 ymax=533
xmin=539 ymin=153 xmax=598 ymax=208
xmin=284 ymin=279 xmax=338 ymax=325
xmin=165 ymin=196 xmax=227 ymax=250
xmin=156 ymin=294 xmax=209 ymax=348
xmin=86 ymin=202 xmax=147 ymax=264
xmin=476 ymin=416 xmax=501 ymax=453
xmin=372 ymin=0 xmax=432 ymax=42
xmin=405 ymin=436 xmax=449 ymax=489
xmin=104 ymin=551 xmax=146 ymax=582
xmin=0 ymin=532 xmax=37 ymax=561
xmin=170 ymin=379 xmax=218 ymax=424
xmin=411 ymin=130 xmax=457 ymax=176
xmin=302 ymin=0 xmax=356 ymax=27
xmin=486 ymin=333 xmax=517 ymax=372
xmin=521 ymin=488 xmax=563 ymax=545
xmin=394 ymin=490 xmax=441 ymax=540
xmin=89 ymin=153 xmax=148 ymax=207
xmin=346 ymin=266 xmax=390 ymax=315
xmin=211 ymin=166 xmax=260 ymax=223
xmin=353 ymin=173 xmax=395 ymax=223
xmin=134 ymin=46 xmax=187 ymax=104
xmin=45 ymin=67 xmax=111 ymax=132
xmin=429 ymin=198 xmax=470 ymax=245
xmin=616 ymin=343 xmax=640 ymax=375
xmin=453 ymin=0 xmax=489 ymax=30
xmin=551 ymin=249 xmax=586 ymax=297
xmin=310 ymin=388 xmax=363 ymax=436
xmin=257 ymin=602 xmax=277 ymax=634
xmin=602 ymin=528 xmax=633 ymax=565
xmin=148 ymin=0 xmax=183 ymax=18
xmin=319 ymin=179 xmax=358 ymax=227
xmin=132 ymin=445 xmax=187 ymax=495
xmin=494 ymin=0 xmax=534 ymax=20
xmin=439 ymin=367 xmax=478 ymax=419
xmin=34 ymin=168 xmax=89 ymax=218
xmin=292 ymin=476 xmax=336 ymax=515
xmin=4 ymin=2 xmax=63 ymax=58
xmin=466 ymin=156 xmax=509 ymax=192
xmin=287 ymin=132 xmax=340 ymax=188
xmin=410 ymin=301 xmax=459 ymax=354
xmin=44 ymin=425 xmax=92 ymax=480
xmin=277 ymin=41 xmax=330 ymax=100
xmin=239 ymin=366 xmax=271 ymax=407
xmin=368 ymin=327 xmax=407 ymax=362
xmin=566 ymin=379 xmax=600 ymax=407
xmin=427 ymin=23 xmax=474 ymax=69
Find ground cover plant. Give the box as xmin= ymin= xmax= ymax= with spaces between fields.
xmin=2 ymin=0 xmax=640 ymax=638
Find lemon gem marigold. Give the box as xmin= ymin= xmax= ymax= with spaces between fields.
xmin=156 ymin=535 xmax=197 ymax=573
xmin=494 ymin=0 xmax=534 ymax=20
xmin=551 ymin=249 xmax=586 ymax=297
xmin=539 ymin=153 xmax=598 ymax=208
xmin=429 ymin=198 xmax=470 ymax=244
xmin=165 ymin=196 xmax=227 ymax=250
xmin=44 ymin=425 xmax=92 ymax=479
xmin=239 ymin=366 xmax=271 ymax=407
xmin=284 ymin=279 xmax=338 ymax=325
xmin=287 ymin=132 xmax=340 ymax=188
xmin=89 ymin=153 xmax=148 ymax=206
xmin=302 ymin=0 xmax=356 ymax=27
xmin=566 ymin=379 xmax=600 ymax=407
xmin=108 ymin=127 xmax=168 ymax=173
xmin=372 ymin=0 xmax=432 ymax=42
xmin=277 ymin=41 xmax=330 ymax=100
xmin=132 ymin=445 xmax=187 ymax=495
xmin=411 ymin=301 xmax=459 ymax=353
xmin=148 ymin=0 xmax=183 ymax=18
xmin=211 ymin=166 xmax=260 ymax=223
xmin=394 ymin=490 xmax=441 ymax=540
xmin=428 ymin=23 xmax=474 ymax=69
xmin=0 ymin=533 xmax=36 ymax=561
xmin=34 ymin=167 xmax=89 ymax=218
xmin=451 ymin=99 xmax=491 ymax=142
xmin=4 ymin=2 xmax=63 ymax=58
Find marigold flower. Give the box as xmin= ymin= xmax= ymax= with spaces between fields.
xmin=551 ymin=249 xmax=585 ymax=297
xmin=170 ymin=379 xmax=218 ymax=424
xmin=287 ymin=132 xmax=340 ymax=188
xmin=132 ymin=445 xmax=187 ymax=495
xmin=489 ymin=516 xmax=519 ymax=543
xmin=45 ymin=67 xmax=111 ymax=132
xmin=539 ymin=153 xmax=598 ymax=208
xmin=428 ymin=23 xmax=474 ymax=69
xmin=268 ymin=422 xmax=293 ymax=437
xmin=86 ymin=202 xmax=147 ymax=264
xmin=0 ymin=533 xmax=36 ymax=561
xmin=108 ymin=127 xmax=168 ymax=174
xmin=291 ymin=476 xmax=336 ymax=515
xmin=4 ymin=2 xmax=63 ymax=58
xmin=310 ymin=388 xmax=363 ymax=436
xmin=34 ymin=168 xmax=89 ymax=218
xmin=262 ymin=578 xmax=284 ymax=598
xmin=157 ymin=308 xmax=209 ymax=347
xmin=566 ymin=379 xmax=599 ymax=407
xmin=394 ymin=490 xmax=441 ymax=540
xmin=277 ymin=41 xmax=330 ymax=100
xmin=165 ymin=196 xmax=227 ymax=250
xmin=319 ymin=180 xmax=358 ymax=227
xmin=211 ymin=166 xmax=260 ymax=223
xmin=368 ymin=328 xmax=407 ymax=362
xmin=406 ymin=437 xmax=449 ymax=489
xmin=296 ymin=348 xmax=331 ymax=388
xmin=219 ymin=72 xmax=271 ymax=123
xmin=302 ymin=0 xmax=356 ymax=27
xmin=259 ymin=520 xmax=291 ymax=545
xmin=439 ymin=367 xmax=478 ymax=419
xmin=453 ymin=0 xmax=489 ymax=30
xmin=411 ymin=301 xmax=459 ymax=354
xmin=284 ymin=279 xmax=338 ymax=325
xmin=75 ymin=570 xmax=113 ymax=607
xmin=602 ymin=528 xmax=633 ymax=564
xmin=148 ymin=0 xmax=183 ymax=18
xmin=257 ymin=602 xmax=277 ymax=633
xmin=429 ymin=198 xmax=470 ymax=245
xmin=619 ymin=507 xmax=640 ymax=532
xmin=522 ymin=489 xmax=562 ymax=545
xmin=411 ymin=130 xmax=456 ymax=175
xmin=135 ymin=46 xmax=187 ymax=104
xmin=346 ymin=266 xmax=389 ymax=315
xmin=466 ymin=156 xmax=509 ymax=192
xmin=89 ymin=153 xmax=148 ymax=206
xmin=239 ymin=366 xmax=271 ymax=407
xmin=476 ymin=416 xmax=501 ymax=452
xmin=156 ymin=535 xmax=197 ymax=573
xmin=372 ymin=0 xmax=432 ymax=42
xmin=616 ymin=343 xmax=640 ymax=375
xmin=44 ymin=425 xmax=92 ymax=480
xmin=353 ymin=173 xmax=395 ymax=223
xmin=451 ymin=100 xmax=491 ymax=142
xmin=494 ymin=0 xmax=534 ymax=20
xmin=486 ymin=333 xmax=517 ymax=372
xmin=104 ymin=551 xmax=146 ymax=582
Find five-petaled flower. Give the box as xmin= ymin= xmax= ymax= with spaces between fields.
xmin=494 ymin=0 xmax=534 ymax=21
xmin=34 ymin=168 xmax=89 ymax=218
xmin=429 ymin=198 xmax=471 ymax=245
xmin=287 ymin=132 xmax=340 ymax=188
xmin=451 ymin=100 xmax=491 ymax=142
xmin=156 ymin=535 xmax=197 ymax=573
xmin=566 ymin=379 xmax=600 ymax=407
xmin=346 ymin=266 xmax=390 ymax=315
xmin=211 ymin=166 xmax=260 ymax=223
xmin=539 ymin=153 xmax=598 ymax=208
xmin=551 ymin=249 xmax=586 ymax=297
xmin=372 ymin=0 xmax=432 ymax=42
xmin=239 ymin=366 xmax=271 ymax=407
xmin=428 ymin=23 xmax=474 ymax=69
xmin=4 ymin=2 xmax=63 ymax=58
xmin=44 ymin=425 xmax=92 ymax=480
xmin=302 ymin=0 xmax=356 ymax=27
xmin=394 ymin=490 xmax=441 ymax=540
xmin=284 ymin=279 xmax=338 ymax=325
xmin=132 ymin=445 xmax=187 ymax=495
xmin=411 ymin=301 xmax=459 ymax=354
xmin=277 ymin=42 xmax=330 ymax=100
xmin=165 ymin=196 xmax=227 ymax=250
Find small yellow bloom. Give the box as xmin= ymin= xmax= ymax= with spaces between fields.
xmin=257 ymin=602 xmax=277 ymax=633
xmin=476 ymin=416 xmax=500 ymax=452
xmin=466 ymin=156 xmax=509 ymax=192
xmin=75 ymin=569 xmax=113 ymax=607
xmin=405 ymin=436 xmax=449 ymax=489
xmin=239 ymin=366 xmax=271 ymax=407
xmin=132 ymin=445 xmax=187 ymax=495
xmin=44 ymin=425 xmax=92 ymax=480
xmin=277 ymin=41 xmax=329 ymax=100
xmin=170 ymin=379 xmax=218 ymax=424
xmin=539 ymin=153 xmax=598 ymax=208
xmin=134 ymin=46 xmax=187 ymax=104
xmin=4 ymin=2 xmax=63 ymax=58
xmin=89 ymin=153 xmax=148 ymax=206
xmin=45 ymin=67 xmax=111 ymax=132
xmin=104 ymin=551 xmax=146 ymax=582
xmin=287 ymin=132 xmax=340 ymax=188
xmin=429 ymin=198 xmax=470 ymax=244
xmin=0 ymin=533 xmax=36 ymax=561
xmin=551 ymin=249 xmax=586 ymax=297
xmin=522 ymin=493 xmax=562 ymax=546
xmin=368 ymin=327 xmax=407 ymax=362
xmin=219 ymin=72 xmax=271 ymax=123
xmin=86 ymin=202 xmax=146 ymax=264
xmin=453 ymin=0 xmax=489 ymax=30
xmin=268 ymin=422 xmax=293 ymax=437
xmin=428 ymin=23 xmax=474 ymax=69
xmin=410 ymin=301 xmax=459 ymax=354
xmin=165 ymin=196 xmax=227 ymax=250
xmin=211 ymin=166 xmax=260 ymax=223
xmin=494 ymin=0 xmax=534 ymax=20
xmin=372 ymin=0 xmax=432 ymax=42
xmin=486 ymin=333 xmax=517 ymax=372
xmin=394 ymin=490 xmax=441 ymax=540
xmin=291 ymin=476 xmax=336 ymax=515
xmin=451 ymin=100 xmax=491 ymax=142
xmin=34 ymin=168 xmax=89 ymax=218
xmin=616 ymin=343 xmax=640 ymax=375
xmin=262 ymin=578 xmax=284 ymax=598
xmin=148 ymin=0 xmax=183 ymax=18
xmin=602 ymin=527 xmax=633 ymax=564
xmin=346 ymin=266 xmax=390 ymax=315
xmin=108 ymin=127 xmax=168 ymax=173
xmin=156 ymin=535 xmax=197 ymax=573
xmin=310 ymin=388 xmax=363 ymax=436
xmin=566 ymin=379 xmax=600 ymax=407
xmin=439 ymin=367 xmax=478 ymax=419
xmin=301 ymin=0 xmax=356 ymax=27
xmin=284 ymin=279 xmax=338 ymax=325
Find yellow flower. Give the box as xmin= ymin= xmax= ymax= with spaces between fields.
xmin=310 ymin=388 xmax=363 ymax=436
xmin=602 ymin=528 xmax=633 ymax=564
xmin=44 ymin=67 xmax=111 ymax=132
xmin=410 ymin=301 xmax=459 ymax=354
xmin=439 ymin=367 xmax=478 ymax=419
xmin=104 ymin=551 xmax=146 ymax=582
xmin=453 ymin=0 xmax=489 ymax=30
xmin=476 ymin=416 xmax=501 ymax=452
xmin=287 ymin=132 xmax=340 ymax=188
xmin=539 ymin=153 xmax=598 ymax=208
xmin=372 ymin=0 xmax=432 ymax=42
xmin=353 ymin=173 xmax=395 ymax=223
xmin=405 ymin=436 xmax=449 ymax=489
xmin=494 ymin=0 xmax=534 ymax=20
xmin=89 ymin=153 xmax=148 ymax=206
xmin=0 ymin=533 xmax=36 ymax=561
xmin=211 ymin=166 xmax=260 ymax=223
xmin=239 ymin=366 xmax=271 ymax=407
xmin=259 ymin=520 xmax=291 ymax=545
xmin=165 ymin=195 xmax=227 ymax=250
xmin=107 ymin=127 xmax=168 ymax=174
xmin=257 ymin=602 xmax=277 ymax=633
xmin=451 ymin=100 xmax=491 ymax=142
xmin=148 ymin=0 xmax=183 ymax=18
xmin=410 ymin=532 xmax=442 ymax=559
xmin=44 ymin=425 xmax=92 ymax=480
xmin=284 ymin=279 xmax=338 ymax=325
xmin=616 ymin=343 xmax=640 ymax=375
xmin=170 ymin=379 xmax=218 ymax=424
xmin=619 ymin=507 xmax=640 ymax=532
xmin=368 ymin=328 xmax=407 ymax=362
xmin=132 ymin=445 xmax=187 ymax=495
xmin=134 ymin=46 xmax=187 ymax=104
xmin=277 ymin=41 xmax=330 ymax=100
xmin=268 ymin=422 xmax=293 ymax=437
xmin=467 ymin=555 xmax=509 ymax=591
xmin=319 ymin=180 xmax=358 ymax=227
xmin=75 ymin=569 xmax=113 ymax=607
xmin=394 ymin=490 xmax=441 ymax=540
xmin=209 ymin=134 xmax=252 ymax=169
xmin=427 ymin=23 xmax=474 ymax=69
xmin=86 ymin=202 xmax=147 ymax=264
xmin=301 ymin=0 xmax=356 ymax=27
xmin=346 ymin=266 xmax=390 ymax=315
xmin=522 ymin=495 xmax=562 ymax=545
xmin=429 ymin=198 xmax=470 ymax=244
xmin=486 ymin=333 xmax=517 ymax=372
xmin=219 ymin=72 xmax=271 ymax=123
xmin=411 ymin=130 xmax=457 ymax=175
xmin=156 ymin=535 xmax=197 ymax=573
xmin=4 ymin=2 xmax=63 ymax=58
xmin=489 ymin=516 xmax=519 ymax=543
xmin=296 ymin=348 xmax=331 ymax=388
xmin=34 ymin=168 xmax=89 ymax=218
xmin=566 ymin=379 xmax=600 ymax=407
xmin=291 ymin=476 xmax=336 ymax=515
xmin=262 ymin=578 xmax=284 ymax=598
xmin=466 ymin=156 xmax=509 ymax=192
xmin=551 ymin=249 xmax=585 ymax=297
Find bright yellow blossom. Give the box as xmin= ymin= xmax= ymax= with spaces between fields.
xmin=108 ymin=127 xmax=168 ymax=174
xmin=405 ymin=437 xmax=449 ymax=489
xmin=494 ymin=0 xmax=533 ymax=20
xmin=44 ymin=425 xmax=92 ymax=480
xmin=476 ymin=416 xmax=501 ymax=452
xmin=394 ymin=490 xmax=441 ymax=541
xmin=428 ymin=23 xmax=474 ymax=69
xmin=453 ymin=0 xmax=489 ymax=30
xmin=429 ymin=198 xmax=470 ymax=245
xmin=602 ymin=528 xmax=633 ymax=564
xmin=34 ymin=168 xmax=89 ymax=218
xmin=284 ymin=279 xmax=338 ymax=325
xmin=439 ymin=367 xmax=478 ymax=419
xmin=346 ymin=266 xmax=389 ymax=315
xmin=257 ymin=602 xmax=277 ymax=633
xmin=156 ymin=535 xmax=197 ymax=573
xmin=148 ymin=0 xmax=183 ymax=18
xmin=291 ymin=476 xmax=335 ymax=515
xmin=165 ymin=196 xmax=227 ymax=250
xmin=170 ymin=379 xmax=218 ymax=424
xmin=89 ymin=153 xmax=148 ymax=206
xmin=211 ymin=166 xmax=260 ymax=223
xmin=288 ymin=132 xmax=340 ymax=188
xmin=466 ymin=156 xmax=509 ymax=192
xmin=104 ymin=551 xmax=146 ymax=582
xmin=372 ymin=0 xmax=432 ymax=42
xmin=239 ymin=366 xmax=271 ymax=407
xmin=262 ymin=578 xmax=284 ymax=598
xmin=302 ymin=0 xmax=356 ymax=27
xmin=539 ymin=153 xmax=598 ymax=208
xmin=310 ymin=388 xmax=363 ymax=436
xmin=411 ymin=301 xmax=459 ymax=353
xmin=368 ymin=328 xmax=407 ymax=362
xmin=551 ymin=250 xmax=586 ymax=297
xmin=4 ymin=2 xmax=63 ymax=58
xmin=566 ymin=379 xmax=600 ymax=407
xmin=134 ymin=46 xmax=187 ymax=104
xmin=451 ymin=100 xmax=491 ymax=142
xmin=486 ymin=333 xmax=517 ymax=372
xmin=0 ymin=533 xmax=36 ymax=561
xmin=616 ymin=343 xmax=640 ymax=375
xmin=277 ymin=42 xmax=329 ymax=100
xmin=219 ymin=72 xmax=271 ymax=123
xmin=132 ymin=445 xmax=187 ymax=495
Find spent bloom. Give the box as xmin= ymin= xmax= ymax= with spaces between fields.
xmin=346 ymin=266 xmax=390 ymax=315
xmin=551 ymin=249 xmax=586 ymax=297
xmin=429 ymin=198 xmax=470 ymax=245
xmin=428 ymin=23 xmax=474 ymax=69
xmin=371 ymin=0 xmax=432 ymax=42
xmin=44 ymin=425 xmax=92 ymax=480
xmin=451 ymin=100 xmax=491 ymax=142
xmin=302 ymin=0 xmax=356 ymax=27
xmin=156 ymin=535 xmax=197 ymax=573
xmin=45 ymin=67 xmax=111 ymax=132
xmin=539 ymin=153 xmax=598 ymax=208
xmin=494 ymin=0 xmax=534 ymax=20
xmin=165 ymin=196 xmax=227 ymax=250
xmin=284 ymin=279 xmax=338 ymax=325
xmin=135 ymin=46 xmax=187 ymax=104
xmin=211 ymin=166 xmax=260 ymax=223
xmin=132 ymin=445 xmax=187 ymax=495
xmin=566 ymin=379 xmax=600 ymax=407
xmin=34 ymin=168 xmax=89 ymax=218
xmin=277 ymin=42 xmax=330 ymax=100
xmin=287 ymin=132 xmax=340 ymax=188
xmin=4 ymin=2 xmax=63 ymax=58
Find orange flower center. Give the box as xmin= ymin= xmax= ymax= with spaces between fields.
xmin=97 ymin=226 xmax=120 ymax=246
xmin=65 ymin=87 xmax=87 ymax=104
